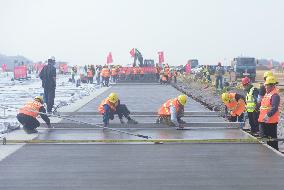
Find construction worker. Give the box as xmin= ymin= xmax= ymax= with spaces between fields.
xmin=242 ymin=77 xmax=259 ymax=135
xmin=258 ymin=76 xmax=280 ymax=150
xmin=221 ymin=92 xmax=246 ymax=122
xmin=156 ymin=95 xmax=187 ymax=128
xmin=258 ymin=71 xmax=274 ymax=136
xmin=87 ymin=66 xmax=94 ymax=84
xmin=173 ymin=69 xmax=178 ymax=83
xmin=111 ymin=66 xmax=118 ymax=83
xmin=98 ymin=93 xmax=138 ymax=127
xmin=17 ymin=96 xmax=51 ymax=134
xmin=100 ymin=65 xmax=110 ymax=87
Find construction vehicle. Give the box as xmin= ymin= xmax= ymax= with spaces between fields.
xmin=188 ymin=59 xmax=199 ymax=69
xmin=232 ymin=57 xmax=256 ymax=82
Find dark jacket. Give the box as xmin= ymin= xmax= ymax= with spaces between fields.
xmin=39 ymin=63 xmax=56 ymax=89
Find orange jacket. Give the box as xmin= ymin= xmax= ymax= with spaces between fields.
xmin=258 ymin=88 xmax=279 ymax=123
xmin=158 ymin=98 xmax=181 ymax=116
xmin=98 ymin=98 xmax=116 ymax=114
xmin=87 ymin=69 xmax=94 ymax=77
xmin=111 ymin=68 xmax=118 ymax=76
xmin=164 ymin=68 xmax=170 ymax=75
xmin=101 ymin=68 xmax=110 ymax=77
xmin=225 ymin=93 xmax=246 ymax=116
xmin=19 ymin=101 xmax=42 ymax=118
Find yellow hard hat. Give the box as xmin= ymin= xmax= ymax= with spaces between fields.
xmin=263 ymin=71 xmax=273 ymax=78
xmin=264 ymin=76 xmax=277 ymax=85
xmin=108 ymin=92 xmax=118 ymax=103
xmin=34 ymin=96 xmax=43 ymax=103
xmin=221 ymin=93 xmax=230 ymax=103
xmin=177 ymin=94 xmax=187 ymax=106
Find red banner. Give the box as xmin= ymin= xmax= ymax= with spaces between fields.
xmin=130 ymin=48 xmax=135 ymax=57
xmin=1 ymin=64 xmax=7 ymax=72
xmin=119 ymin=67 xmax=156 ymax=74
xmin=107 ymin=52 xmax=113 ymax=64
xmin=281 ymin=62 xmax=284 ymax=68
xmin=14 ymin=65 xmax=27 ymax=79
xmin=185 ymin=63 xmax=191 ymax=74
xmin=158 ymin=51 xmax=164 ymax=63
xmin=59 ymin=63 xmax=68 ymax=73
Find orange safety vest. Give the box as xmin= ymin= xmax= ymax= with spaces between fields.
xmin=225 ymin=93 xmax=246 ymax=116
xmin=164 ymin=68 xmax=170 ymax=75
xmin=173 ymin=70 xmax=177 ymax=77
xmin=87 ymin=69 xmax=93 ymax=77
xmin=133 ymin=68 xmax=139 ymax=74
xmin=98 ymin=98 xmax=117 ymax=114
xmin=101 ymin=68 xmax=110 ymax=77
xmin=258 ymin=88 xmax=279 ymax=123
xmin=140 ymin=70 xmax=144 ymax=75
xmin=158 ymin=98 xmax=180 ymax=116
xmin=19 ymin=101 xmax=42 ymax=118
xmin=111 ymin=68 xmax=118 ymax=76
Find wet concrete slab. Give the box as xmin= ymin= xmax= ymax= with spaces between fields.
xmin=78 ymin=84 xmax=208 ymax=112
xmin=35 ymin=128 xmax=250 ymax=141
xmin=0 ymin=144 xmax=283 ymax=190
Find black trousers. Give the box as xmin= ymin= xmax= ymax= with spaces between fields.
xmin=260 ymin=122 xmax=278 ymax=150
xmin=44 ymin=88 xmax=55 ymax=113
xmin=102 ymin=77 xmax=109 ymax=87
xmin=17 ymin=113 xmax=40 ymax=130
xmin=103 ymin=104 xmax=131 ymax=124
xmin=248 ymin=111 xmax=259 ymax=133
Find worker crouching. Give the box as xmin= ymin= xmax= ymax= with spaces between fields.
xmin=221 ymin=92 xmax=246 ymax=122
xmin=17 ymin=96 xmax=51 ymax=134
xmin=98 ymin=93 xmax=138 ymax=127
xmin=258 ymin=76 xmax=280 ymax=150
xmin=156 ymin=94 xmax=187 ymax=128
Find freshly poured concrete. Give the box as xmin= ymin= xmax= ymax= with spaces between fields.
xmin=1 ymin=83 xmax=283 ymax=190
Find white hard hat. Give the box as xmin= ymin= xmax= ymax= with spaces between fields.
xmin=48 ymin=56 xmax=56 ymax=61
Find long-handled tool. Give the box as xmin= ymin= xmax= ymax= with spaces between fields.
xmin=0 ymin=104 xmax=152 ymax=139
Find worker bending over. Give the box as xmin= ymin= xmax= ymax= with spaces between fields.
xmin=98 ymin=92 xmax=138 ymax=127
xmin=17 ymin=96 xmax=51 ymax=134
xmin=221 ymin=92 xmax=245 ymax=122
xmin=156 ymin=94 xmax=187 ymax=128
xmin=258 ymin=76 xmax=280 ymax=150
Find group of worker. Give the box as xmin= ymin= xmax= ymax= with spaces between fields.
xmin=221 ymin=71 xmax=280 ymax=150
xmin=98 ymin=92 xmax=187 ymax=129
xmin=17 ymin=91 xmax=188 ymax=134
xmin=158 ymin=64 xmax=178 ymax=84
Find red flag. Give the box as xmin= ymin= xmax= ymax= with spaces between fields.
xmin=281 ymin=62 xmax=284 ymax=68
xmin=130 ymin=48 xmax=135 ymax=57
xmin=2 ymin=64 xmax=7 ymax=72
xmin=107 ymin=52 xmax=113 ymax=64
xmin=158 ymin=51 xmax=164 ymax=63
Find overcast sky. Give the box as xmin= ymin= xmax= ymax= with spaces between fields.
xmin=0 ymin=0 xmax=283 ymax=66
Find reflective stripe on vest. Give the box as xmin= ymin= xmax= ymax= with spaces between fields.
xmin=246 ymin=87 xmax=256 ymax=112
xmin=258 ymin=88 xmax=279 ymax=123
xmin=98 ymin=98 xmax=116 ymax=114
xmin=158 ymin=98 xmax=179 ymax=116
xmin=19 ymin=101 xmax=42 ymax=118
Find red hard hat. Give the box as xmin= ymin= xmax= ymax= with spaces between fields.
xmin=241 ymin=77 xmax=250 ymax=85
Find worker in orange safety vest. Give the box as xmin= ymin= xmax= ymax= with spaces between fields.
xmin=17 ymin=96 xmax=51 ymax=134
xmin=221 ymin=92 xmax=246 ymax=122
xmin=156 ymin=94 xmax=187 ymax=128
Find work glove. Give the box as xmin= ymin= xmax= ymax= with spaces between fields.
xmin=120 ymin=118 xmax=125 ymax=124
xmin=263 ymin=114 xmax=269 ymax=122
